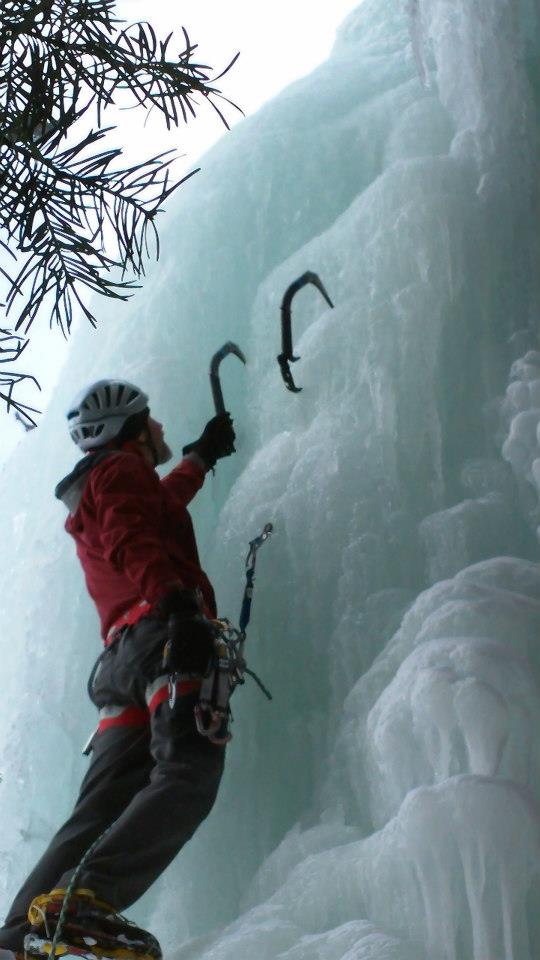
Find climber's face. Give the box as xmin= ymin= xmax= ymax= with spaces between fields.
xmin=145 ymin=415 xmax=172 ymax=465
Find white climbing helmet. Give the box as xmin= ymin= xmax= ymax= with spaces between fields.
xmin=67 ymin=379 xmax=149 ymax=451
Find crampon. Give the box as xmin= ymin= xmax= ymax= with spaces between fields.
xmin=23 ymin=890 xmax=161 ymax=960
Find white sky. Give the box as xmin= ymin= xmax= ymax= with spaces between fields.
xmin=2 ymin=0 xmax=360 ymax=459
xmin=114 ymin=0 xmax=361 ymax=161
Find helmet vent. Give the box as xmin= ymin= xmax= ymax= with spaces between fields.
xmin=104 ymin=385 xmax=112 ymax=407
xmin=126 ymin=389 xmax=139 ymax=404
xmin=82 ymin=423 xmax=105 ymax=438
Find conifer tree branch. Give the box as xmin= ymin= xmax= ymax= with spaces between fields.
xmin=0 ymin=0 xmax=241 ymax=423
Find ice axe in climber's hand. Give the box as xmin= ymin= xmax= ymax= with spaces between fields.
xmin=183 ymin=341 xmax=246 ymax=468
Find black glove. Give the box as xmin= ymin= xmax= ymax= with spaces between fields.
xmin=182 ymin=413 xmax=236 ymax=469
xmin=157 ymin=589 xmax=217 ymax=674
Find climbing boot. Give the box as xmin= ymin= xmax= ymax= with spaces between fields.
xmin=24 ymin=889 xmax=161 ymax=960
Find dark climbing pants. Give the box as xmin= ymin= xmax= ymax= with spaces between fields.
xmin=0 ymin=616 xmax=225 ymax=953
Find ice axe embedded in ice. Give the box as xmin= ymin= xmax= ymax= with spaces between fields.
xmin=277 ymin=271 xmax=334 ymax=393
xmin=209 ymin=340 xmax=246 ymax=416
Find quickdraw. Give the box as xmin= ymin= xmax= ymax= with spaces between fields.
xmin=194 ymin=522 xmax=273 ymax=744
xmin=278 ymin=271 xmax=334 ymax=392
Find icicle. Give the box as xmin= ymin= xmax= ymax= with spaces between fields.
xmin=406 ymin=0 xmax=431 ymax=90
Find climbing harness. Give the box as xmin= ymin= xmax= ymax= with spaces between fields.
xmin=83 ymin=602 xmax=154 ymax=755
xmin=278 ymin=271 xmax=334 ymax=392
xmin=164 ymin=522 xmax=273 ymax=744
xmin=160 ymin=609 xmax=203 ymax=712
xmin=209 ymin=341 xmax=246 ymax=415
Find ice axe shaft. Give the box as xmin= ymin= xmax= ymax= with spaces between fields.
xmin=278 ymin=271 xmax=334 ymax=392
xmin=209 ymin=341 xmax=246 ymax=415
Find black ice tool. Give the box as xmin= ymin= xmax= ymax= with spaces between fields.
xmin=278 ymin=271 xmax=334 ymax=393
xmin=210 ymin=341 xmax=247 ymax=414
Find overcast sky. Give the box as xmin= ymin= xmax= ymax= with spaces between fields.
xmin=2 ymin=0 xmax=361 ymax=459
xmin=115 ymin=0 xmax=361 ymax=161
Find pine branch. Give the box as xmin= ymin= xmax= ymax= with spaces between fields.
xmin=0 ymin=326 xmax=40 ymax=426
xmin=0 ymin=0 xmax=241 ymax=421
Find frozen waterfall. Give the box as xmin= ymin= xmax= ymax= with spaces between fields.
xmin=1 ymin=0 xmax=540 ymax=958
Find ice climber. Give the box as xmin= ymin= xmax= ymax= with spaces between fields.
xmin=0 ymin=379 xmax=236 ymax=960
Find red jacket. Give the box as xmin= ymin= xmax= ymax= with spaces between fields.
xmin=57 ymin=443 xmax=216 ymax=640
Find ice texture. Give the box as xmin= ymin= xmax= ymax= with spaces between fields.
xmin=1 ymin=1 xmax=540 ymax=959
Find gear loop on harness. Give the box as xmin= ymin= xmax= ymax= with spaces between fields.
xmin=194 ymin=618 xmax=272 ymax=745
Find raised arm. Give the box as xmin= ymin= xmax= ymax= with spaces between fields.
xmin=161 ymin=453 xmax=207 ymax=506
xmin=162 ymin=413 xmax=236 ymax=505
